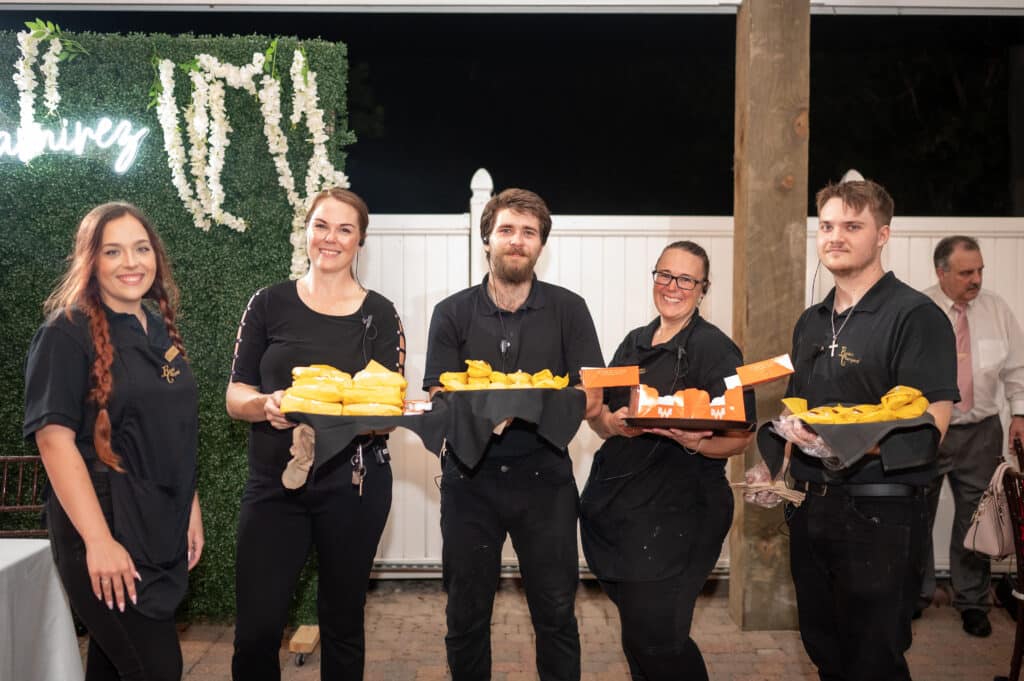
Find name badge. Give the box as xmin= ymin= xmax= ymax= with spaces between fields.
xmin=162 ymin=345 xmax=181 ymax=383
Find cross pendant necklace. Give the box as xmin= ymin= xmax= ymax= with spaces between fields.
xmin=829 ymin=302 xmax=857 ymax=357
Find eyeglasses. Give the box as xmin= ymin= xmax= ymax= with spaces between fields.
xmin=651 ymin=270 xmax=703 ymax=291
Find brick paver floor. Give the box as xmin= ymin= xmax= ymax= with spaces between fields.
xmin=169 ymin=579 xmax=1014 ymax=681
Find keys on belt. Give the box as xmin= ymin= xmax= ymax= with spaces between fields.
xmin=793 ymin=480 xmax=918 ymax=497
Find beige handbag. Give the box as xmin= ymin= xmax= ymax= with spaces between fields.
xmin=964 ymin=460 xmax=1016 ymax=560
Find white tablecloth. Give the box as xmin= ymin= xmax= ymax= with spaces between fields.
xmin=0 ymin=539 xmax=84 ymax=681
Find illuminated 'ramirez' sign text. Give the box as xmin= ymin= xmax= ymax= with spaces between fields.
xmin=0 ymin=118 xmax=149 ymax=173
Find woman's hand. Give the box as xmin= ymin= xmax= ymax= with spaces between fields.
xmin=264 ymin=390 xmax=295 ymax=430
xmin=605 ymin=406 xmax=644 ymax=438
xmin=85 ymin=535 xmax=140 ymax=612
xmin=645 ymin=427 xmax=713 ymax=451
xmin=187 ymin=493 xmax=204 ymax=570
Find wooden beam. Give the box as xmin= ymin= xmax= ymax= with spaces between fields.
xmin=728 ymin=0 xmax=809 ymax=631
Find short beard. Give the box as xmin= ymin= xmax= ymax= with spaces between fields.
xmin=491 ymin=254 xmax=535 ymax=284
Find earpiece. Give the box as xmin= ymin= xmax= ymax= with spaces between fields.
xmin=482 ymin=236 xmax=489 ymax=245
xmin=359 ymin=236 xmax=365 ymax=247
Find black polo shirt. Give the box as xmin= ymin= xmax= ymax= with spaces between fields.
xmin=783 ymin=272 xmax=958 ymax=485
xmin=601 ymin=312 xmax=757 ymax=476
xmin=423 ymin=274 xmax=604 ymax=457
xmin=24 ymin=305 xmax=198 ymax=618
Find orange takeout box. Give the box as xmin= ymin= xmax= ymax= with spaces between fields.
xmin=628 ymin=384 xmax=746 ymax=421
xmin=580 ymin=365 xmax=640 ymax=389
xmin=724 ymin=354 xmax=794 ymax=390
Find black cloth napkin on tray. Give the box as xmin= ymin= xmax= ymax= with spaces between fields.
xmin=290 ymin=387 xmax=587 ymax=473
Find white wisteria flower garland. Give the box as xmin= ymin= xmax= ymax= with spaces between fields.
xmin=11 ymin=23 xmax=89 ymax=163
xmin=155 ymin=47 xmax=350 ymax=278
xmin=40 ymin=38 xmax=62 ymax=115
xmin=12 ymin=31 xmax=44 ymax=162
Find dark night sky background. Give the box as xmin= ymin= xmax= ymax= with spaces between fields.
xmin=1 ymin=10 xmax=1021 ymax=216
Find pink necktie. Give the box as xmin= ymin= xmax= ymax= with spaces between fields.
xmin=954 ymin=303 xmax=974 ymax=413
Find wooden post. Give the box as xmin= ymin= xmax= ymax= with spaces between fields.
xmin=727 ymin=0 xmax=809 ymax=631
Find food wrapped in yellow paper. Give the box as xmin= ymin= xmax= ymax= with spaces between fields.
xmin=342 ymin=403 xmax=403 ymax=416
xmin=465 ymin=359 xmax=493 ymax=378
xmin=286 ymin=383 xmax=345 ymax=403
xmin=783 ymin=385 xmax=929 ymax=425
xmin=341 ymin=386 xmax=404 ymax=408
xmin=439 ymin=362 xmax=569 ymax=390
xmin=508 ymin=370 xmax=533 ymax=386
xmin=281 ymin=393 xmax=343 ymax=416
xmin=440 ymin=371 xmax=467 ymax=386
xmin=292 ymin=364 xmax=350 ymax=379
xmin=293 ymin=374 xmax=354 ymax=389
xmin=353 ymin=360 xmax=407 ymax=389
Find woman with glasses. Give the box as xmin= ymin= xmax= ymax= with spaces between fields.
xmin=580 ymin=240 xmax=755 ymax=681
xmin=226 ymin=187 xmax=405 ymax=681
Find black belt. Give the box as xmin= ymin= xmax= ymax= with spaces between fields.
xmin=793 ymin=480 xmax=918 ymax=497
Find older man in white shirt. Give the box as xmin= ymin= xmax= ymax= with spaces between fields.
xmin=920 ymin=235 xmax=1024 ymax=637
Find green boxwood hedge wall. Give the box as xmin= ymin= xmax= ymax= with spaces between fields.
xmin=0 ymin=30 xmax=354 ymax=621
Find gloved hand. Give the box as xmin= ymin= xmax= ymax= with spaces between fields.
xmin=743 ymin=461 xmax=783 ymax=508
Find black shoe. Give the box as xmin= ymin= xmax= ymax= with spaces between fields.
xmin=961 ymin=609 xmax=992 ymax=638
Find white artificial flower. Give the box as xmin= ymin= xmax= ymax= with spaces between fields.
xmin=13 ymin=31 xmax=41 ymax=141
xmin=155 ymin=59 xmax=210 ymax=230
xmin=40 ymin=38 xmax=62 ymax=115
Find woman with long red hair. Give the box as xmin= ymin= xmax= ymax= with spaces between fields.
xmin=24 ymin=202 xmax=202 ymax=681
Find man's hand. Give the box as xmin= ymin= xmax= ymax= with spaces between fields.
xmin=743 ymin=461 xmax=783 ymax=508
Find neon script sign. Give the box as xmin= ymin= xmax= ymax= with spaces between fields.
xmin=0 ymin=118 xmax=149 ymax=173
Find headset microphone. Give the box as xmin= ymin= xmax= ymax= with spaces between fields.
xmin=500 ymin=339 xmax=511 ymax=355
xmin=362 ymin=314 xmax=373 ymax=328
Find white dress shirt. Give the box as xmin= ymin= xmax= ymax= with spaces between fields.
xmin=923 ymin=285 xmax=1024 ymax=425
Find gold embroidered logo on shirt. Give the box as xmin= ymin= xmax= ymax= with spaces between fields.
xmin=838 ymin=347 xmax=861 ymax=367
xmin=161 ymin=364 xmax=181 ymax=383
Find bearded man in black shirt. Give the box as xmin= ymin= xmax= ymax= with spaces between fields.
xmin=423 ymin=188 xmax=603 ymax=681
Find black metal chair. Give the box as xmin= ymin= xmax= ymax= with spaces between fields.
xmin=0 ymin=455 xmax=48 ymax=538
xmin=998 ymin=441 xmax=1024 ymax=681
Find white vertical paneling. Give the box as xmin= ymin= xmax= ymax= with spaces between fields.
xmin=365 ymin=199 xmax=1024 ymax=575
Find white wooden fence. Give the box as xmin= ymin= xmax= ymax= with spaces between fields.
xmin=355 ymin=168 xmax=1024 ymax=576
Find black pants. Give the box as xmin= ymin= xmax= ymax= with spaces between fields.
xmin=599 ymin=578 xmax=708 ymax=681
xmin=788 ymin=488 xmax=928 ymax=681
xmin=596 ymin=477 xmax=731 ymax=681
xmin=441 ymin=450 xmax=581 ymax=681
xmin=232 ymin=455 xmax=392 ymax=681
xmin=47 ymin=488 xmax=182 ymax=681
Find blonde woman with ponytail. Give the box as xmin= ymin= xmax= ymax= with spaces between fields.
xmin=23 ymin=202 xmax=202 ymax=681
